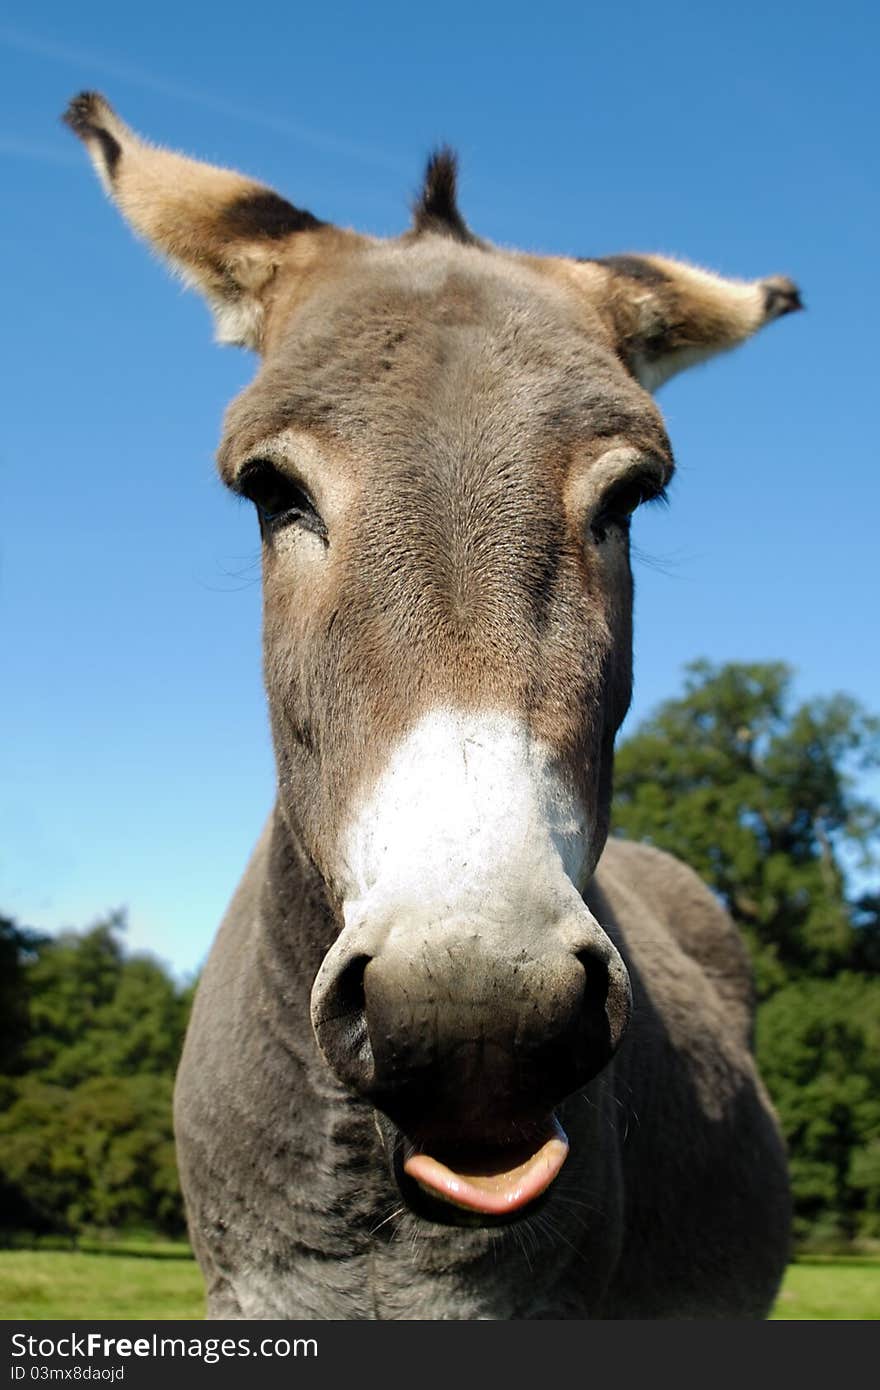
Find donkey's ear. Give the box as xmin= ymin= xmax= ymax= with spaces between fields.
xmin=578 ymin=254 xmax=802 ymax=392
xmin=63 ymin=92 xmax=333 ymax=351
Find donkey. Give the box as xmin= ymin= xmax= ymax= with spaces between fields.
xmin=66 ymin=92 xmax=800 ymax=1320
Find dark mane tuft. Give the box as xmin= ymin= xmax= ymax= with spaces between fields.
xmin=412 ymin=148 xmax=478 ymax=244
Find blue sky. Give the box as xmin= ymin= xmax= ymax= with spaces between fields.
xmin=2 ymin=0 xmax=878 ymax=979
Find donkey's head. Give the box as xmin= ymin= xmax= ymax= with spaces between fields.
xmin=67 ymin=94 xmax=800 ymax=1224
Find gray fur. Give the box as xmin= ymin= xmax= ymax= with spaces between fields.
xmin=61 ymin=97 xmax=794 ymax=1319
xmin=176 ymin=824 xmax=789 ymax=1318
xmin=176 ymin=236 xmax=792 ymax=1321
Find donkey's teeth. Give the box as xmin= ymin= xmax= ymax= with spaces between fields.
xmin=403 ymin=1120 xmax=569 ymax=1215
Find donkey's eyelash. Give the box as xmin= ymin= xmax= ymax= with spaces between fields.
xmin=236 ymin=458 xmax=327 ymax=540
xmin=642 ymin=483 xmax=669 ymax=509
xmin=602 ymin=478 xmax=668 ymax=516
xmin=590 ymin=477 xmax=669 ymax=542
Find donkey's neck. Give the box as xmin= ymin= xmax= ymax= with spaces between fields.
xmin=254 ymin=802 xmax=347 ymax=1082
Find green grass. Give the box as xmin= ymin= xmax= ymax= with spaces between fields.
xmin=0 ymin=1240 xmax=205 ymax=1320
xmin=769 ymin=1255 xmax=880 ymax=1320
xmin=0 ymin=1245 xmax=877 ymax=1320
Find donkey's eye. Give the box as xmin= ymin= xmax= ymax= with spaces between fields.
xmin=237 ymin=458 xmax=327 ymax=541
xmin=590 ymin=474 xmax=667 ymax=543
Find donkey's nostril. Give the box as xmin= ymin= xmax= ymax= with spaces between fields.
xmin=314 ymin=953 xmax=375 ymax=1089
xmin=575 ymin=942 xmax=631 ymax=1059
xmin=336 ymin=952 xmax=369 ymax=1019
xmin=335 ymin=954 xmax=370 ymax=1046
xmin=575 ymin=947 xmax=611 ymax=1013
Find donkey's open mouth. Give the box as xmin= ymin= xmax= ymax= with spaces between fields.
xmin=389 ymin=1116 xmax=570 ymax=1226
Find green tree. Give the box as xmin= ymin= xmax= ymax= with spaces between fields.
xmin=0 ymin=911 xmax=193 ymax=1237
xmin=0 ymin=1074 xmax=183 ymax=1235
xmin=756 ymin=975 xmax=880 ymax=1240
xmin=17 ymin=912 xmax=191 ymax=1086
xmin=0 ymin=916 xmax=46 ymax=1083
xmin=612 ymin=661 xmax=880 ymax=995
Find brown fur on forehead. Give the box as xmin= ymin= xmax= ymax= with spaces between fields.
xmin=221 ymin=239 xmax=671 ymax=475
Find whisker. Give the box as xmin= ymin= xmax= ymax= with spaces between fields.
xmin=369 ymin=1205 xmax=406 ymax=1236
xmin=553 ymin=1193 xmax=605 ymax=1218
xmin=512 ymin=1222 xmax=533 ymax=1274
xmin=534 ymin=1209 xmax=588 ymax=1266
xmin=630 ymin=543 xmax=686 ymax=579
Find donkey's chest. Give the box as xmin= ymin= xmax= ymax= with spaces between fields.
xmin=230 ymin=1243 xmax=573 ymax=1321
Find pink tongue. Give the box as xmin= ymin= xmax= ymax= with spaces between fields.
xmin=403 ymin=1118 xmax=569 ymax=1215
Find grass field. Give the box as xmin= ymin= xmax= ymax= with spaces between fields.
xmin=0 ymin=1244 xmax=877 ymax=1320
xmin=0 ymin=1241 xmax=205 ymax=1321
xmin=769 ymin=1256 xmax=879 ymax=1320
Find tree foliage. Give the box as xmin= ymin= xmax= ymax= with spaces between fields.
xmin=613 ymin=660 xmax=880 ymax=994
xmin=21 ymin=914 xmax=190 ymax=1086
xmin=613 ymin=661 xmax=880 ymax=1241
xmin=756 ymin=975 xmax=880 ymax=1239
xmin=0 ymin=914 xmax=191 ymax=1237
xmin=0 ymin=916 xmax=46 ymax=1081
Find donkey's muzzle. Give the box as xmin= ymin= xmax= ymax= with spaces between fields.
xmin=310 ymin=912 xmax=631 ymax=1147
